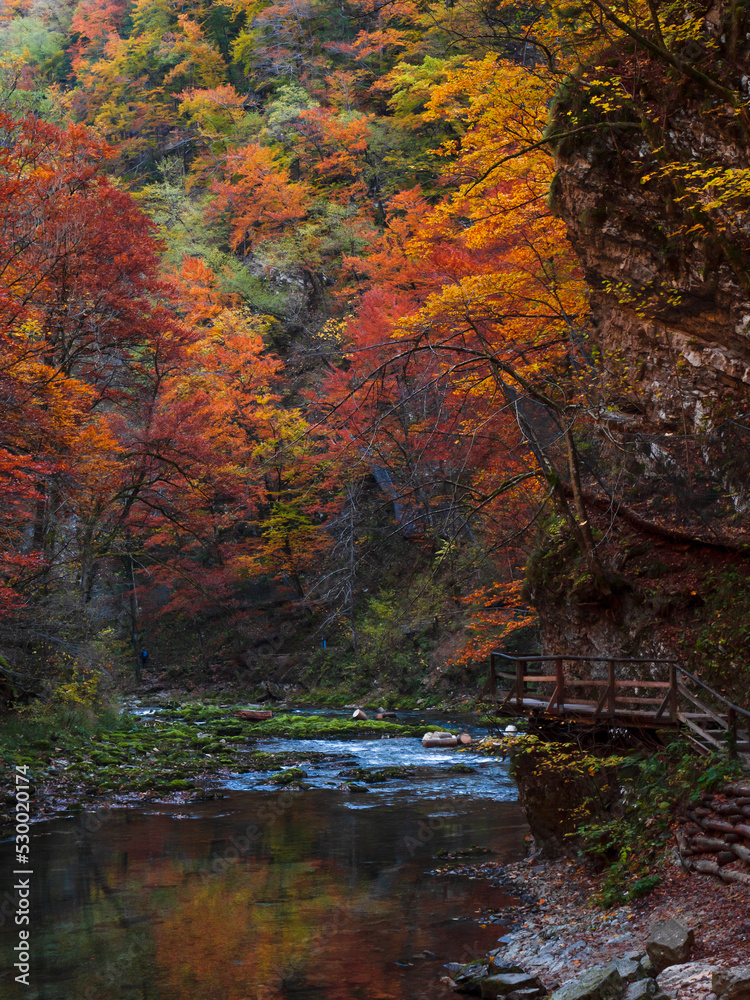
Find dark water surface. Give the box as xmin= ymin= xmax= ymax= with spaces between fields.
xmin=1 ymin=724 xmax=528 ymax=1000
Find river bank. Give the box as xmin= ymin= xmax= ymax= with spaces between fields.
xmin=446 ymin=851 xmax=750 ymax=999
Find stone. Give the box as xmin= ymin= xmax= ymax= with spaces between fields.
xmin=507 ymin=991 xmax=547 ymax=1000
xmin=657 ymin=962 xmax=718 ymax=1000
xmin=622 ymin=980 xmax=668 ymax=1000
xmin=422 ymin=731 xmax=458 ymax=747
xmin=646 ymin=919 xmax=695 ymax=973
xmin=609 ymin=957 xmax=646 ymax=984
xmin=490 ymin=962 xmax=525 ymax=976
xmin=712 ymin=966 xmax=750 ymax=1000
xmin=640 ymin=957 xmax=656 ymax=979
xmin=549 ymin=964 xmax=624 ymax=1000
xmin=447 ymin=960 xmax=525 ymax=994
xmin=480 ymin=973 xmax=545 ymax=999
xmin=448 ymin=962 xmax=490 ymax=994
xmin=623 ymin=982 xmax=654 ymax=1000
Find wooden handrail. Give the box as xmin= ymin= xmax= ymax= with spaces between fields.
xmin=491 ymin=652 xmax=679 ymax=664
xmin=679 ymin=665 xmax=750 ymax=722
xmin=486 ymin=651 xmax=750 ymax=757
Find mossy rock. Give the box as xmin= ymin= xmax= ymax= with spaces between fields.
xmin=268 ymin=768 xmax=307 ymax=786
xmin=216 ymin=724 xmax=244 ymax=737
xmin=338 ymin=765 xmax=415 ymax=783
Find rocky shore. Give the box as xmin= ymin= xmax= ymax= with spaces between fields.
xmin=443 ymin=853 xmax=750 ymax=999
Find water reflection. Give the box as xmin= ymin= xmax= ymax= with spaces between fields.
xmin=1 ymin=786 xmax=527 ymax=999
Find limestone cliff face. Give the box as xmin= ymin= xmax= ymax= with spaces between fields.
xmin=551 ymin=12 xmax=750 ymax=433
xmin=530 ymin=15 xmax=750 ymax=669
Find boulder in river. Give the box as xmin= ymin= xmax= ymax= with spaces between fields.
xmin=423 ymin=731 xmax=458 ymax=747
xmin=645 ymin=918 xmax=695 ymax=973
xmin=445 ymin=960 xmax=525 ymax=994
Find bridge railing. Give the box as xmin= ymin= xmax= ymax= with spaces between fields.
xmin=482 ymin=652 xmax=750 ymax=757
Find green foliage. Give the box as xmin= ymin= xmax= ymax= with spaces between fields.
xmin=0 ymin=17 xmax=65 ymax=63
xmin=482 ymin=732 xmax=742 ymax=906
xmin=574 ymin=738 xmax=742 ymax=907
xmin=691 ymin=566 xmax=750 ymax=707
xmin=594 ymin=869 xmax=661 ymax=909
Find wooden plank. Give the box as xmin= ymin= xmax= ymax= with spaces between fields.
xmin=499 ymin=679 xmax=517 ymax=710
xmin=545 ymin=686 xmax=561 ymax=713
xmin=679 ymin=715 xmax=727 ymax=750
xmin=594 ymin=682 xmax=610 ymax=720
xmin=614 ymin=680 xmax=672 ymax=689
xmin=568 ymin=679 xmax=672 ymax=690
xmin=516 ymin=697 xmax=669 ymax=717
xmin=604 ymin=696 xmax=674 ymax=705
xmin=654 ymin=689 xmax=671 ymax=721
xmin=677 ymin=684 xmax=728 ymax=730
xmin=490 ymin=653 xmax=679 ymax=664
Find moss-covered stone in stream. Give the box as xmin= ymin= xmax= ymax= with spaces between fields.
xmin=268 ymin=768 xmax=307 ymax=786
xmin=336 ymin=765 xmax=418 ymax=783
xmin=247 ymin=750 xmax=341 ymax=771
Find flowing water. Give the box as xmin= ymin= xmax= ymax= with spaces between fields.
xmin=1 ymin=712 xmax=528 ymax=1000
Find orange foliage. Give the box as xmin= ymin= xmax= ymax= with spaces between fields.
xmin=209 ymin=143 xmax=310 ymax=252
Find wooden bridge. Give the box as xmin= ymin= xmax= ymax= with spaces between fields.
xmin=482 ymin=652 xmax=750 ymax=761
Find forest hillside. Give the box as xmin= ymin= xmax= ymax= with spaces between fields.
xmin=1 ymin=0 xmax=750 ymax=709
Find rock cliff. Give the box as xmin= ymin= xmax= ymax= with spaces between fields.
xmin=551 ymin=6 xmax=750 ymax=434
xmin=527 ymin=6 xmax=750 ymax=682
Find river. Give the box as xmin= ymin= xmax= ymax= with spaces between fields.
xmin=1 ymin=711 xmax=528 ymax=999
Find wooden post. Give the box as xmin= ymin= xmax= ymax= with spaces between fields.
xmin=728 ymin=707 xmax=737 ymax=760
xmin=669 ymin=664 xmax=678 ymax=722
xmin=516 ymin=660 xmax=525 ymax=710
xmin=555 ymin=657 xmax=564 ymax=712
xmin=607 ymin=660 xmax=615 ymax=718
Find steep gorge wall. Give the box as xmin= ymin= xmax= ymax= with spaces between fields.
xmin=551 ymin=9 xmax=750 ymax=434
xmin=528 ymin=10 xmax=750 ymax=672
